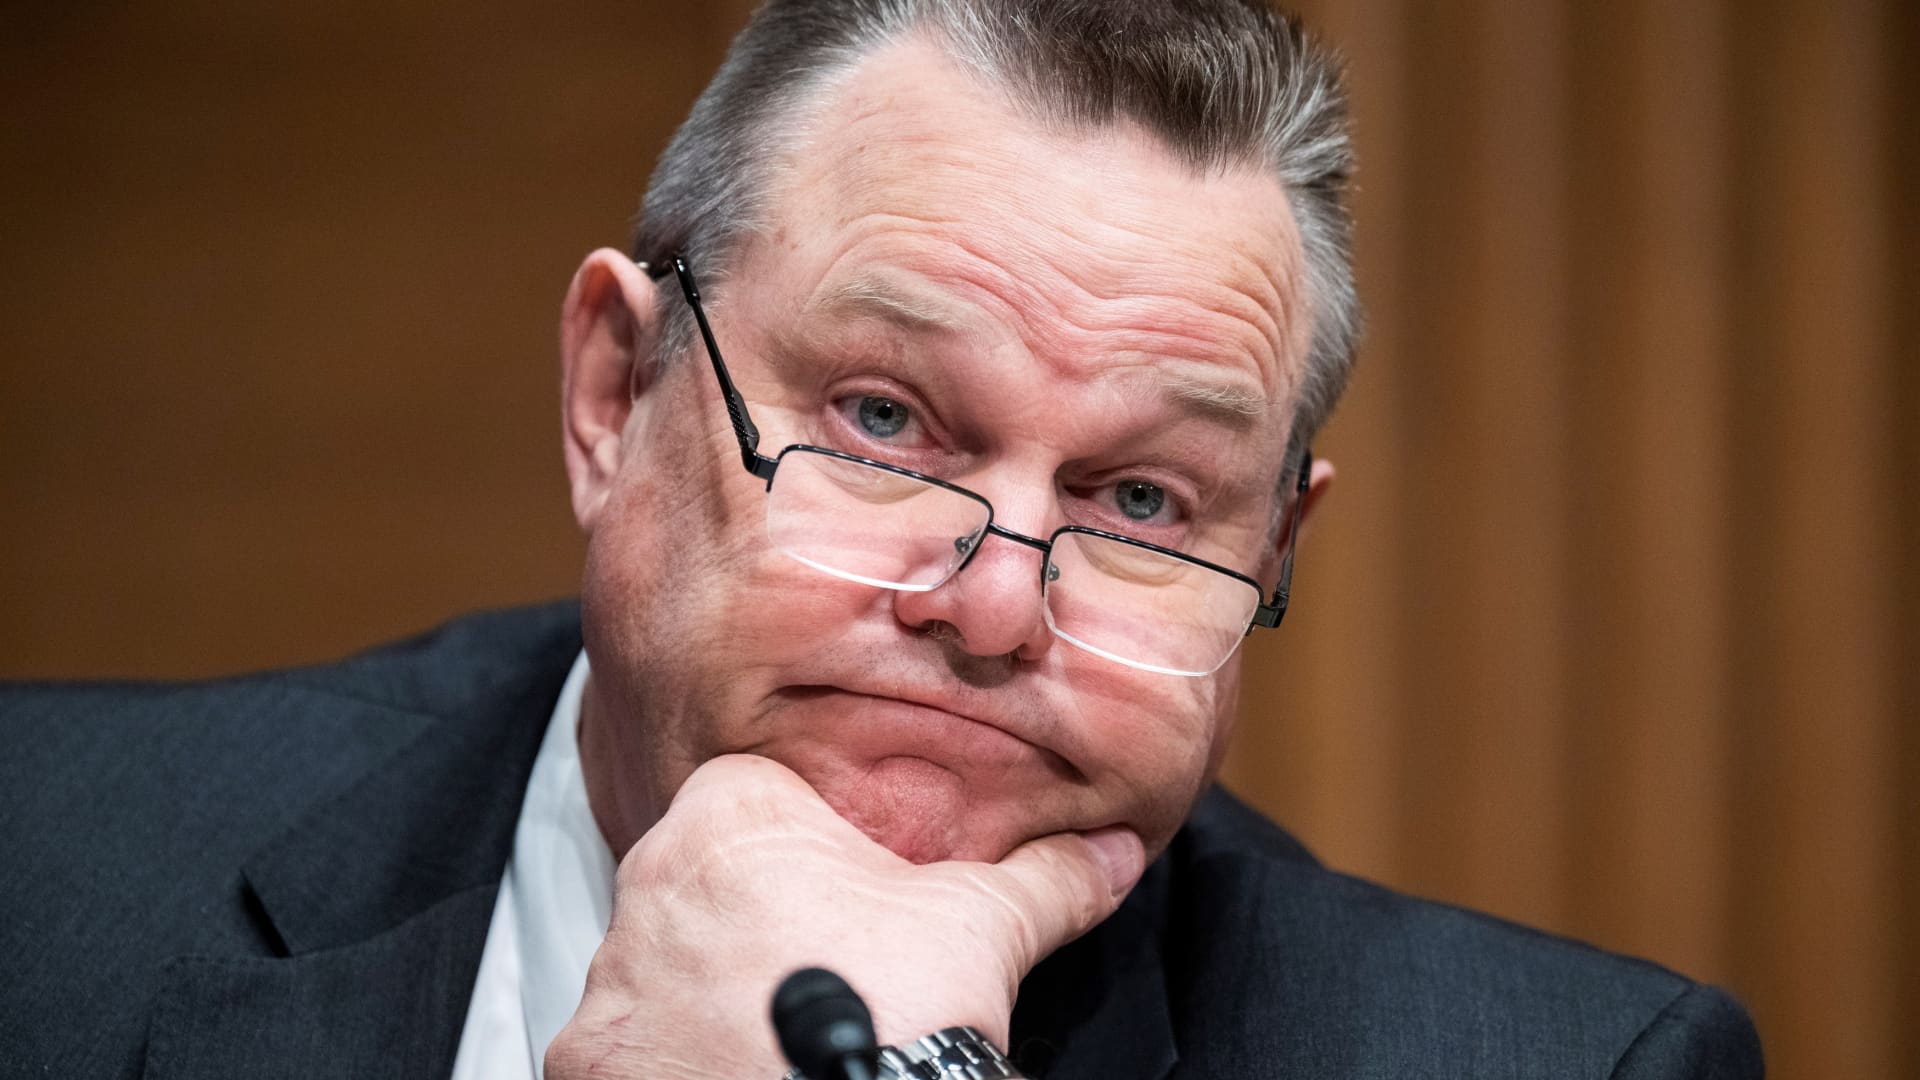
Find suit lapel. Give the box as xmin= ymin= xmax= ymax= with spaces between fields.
xmin=143 ymin=629 xmax=571 ymax=1080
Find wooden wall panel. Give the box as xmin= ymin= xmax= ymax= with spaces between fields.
xmin=1723 ymin=1 xmax=1900 ymax=1074
xmin=1889 ymin=5 xmax=1920 ymax=1076
xmin=0 ymin=2 xmax=745 ymax=677
xmin=1385 ymin=0 xmax=1578 ymax=931
xmin=1562 ymin=0 xmax=1734 ymax=986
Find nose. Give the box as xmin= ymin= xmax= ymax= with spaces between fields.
xmin=891 ymin=518 xmax=1056 ymax=663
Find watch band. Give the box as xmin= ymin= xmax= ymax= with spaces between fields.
xmin=780 ymin=1026 xmax=1023 ymax=1080
xmin=877 ymin=1026 xmax=1023 ymax=1080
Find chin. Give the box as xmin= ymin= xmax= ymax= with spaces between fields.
xmin=858 ymin=816 xmax=968 ymax=865
xmin=816 ymin=755 xmax=1022 ymax=864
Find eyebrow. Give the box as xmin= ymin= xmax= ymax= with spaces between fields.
xmin=1162 ymin=372 xmax=1269 ymax=431
xmin=811 ymin=273 xmax=970 ymax=334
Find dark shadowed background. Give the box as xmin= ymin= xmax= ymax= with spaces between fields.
xmin=2 ymin=2 xmax=1913 ymax=1076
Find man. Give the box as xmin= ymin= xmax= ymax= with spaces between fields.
xmin=0 ymin=1 xmax=1761 ymax=1078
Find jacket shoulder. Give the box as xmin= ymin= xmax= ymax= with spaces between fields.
xmin=0 ymin=600 xmax=581 ymax=731
xmin=1163 ymin=789 xmax=1763 ymax=1078
xmin=0 ymin=600 xmax=581 ymax=872
xmin=273 ymin=600 xmax=583 ymax=715
xmin=0 ymin=604 xmax=582 ymax=1072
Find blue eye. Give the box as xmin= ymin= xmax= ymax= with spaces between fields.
xmin=857 ymin=396 xmax=910 ymax=438
xmin=1115 ymin=480 xmax=1167 ymax=521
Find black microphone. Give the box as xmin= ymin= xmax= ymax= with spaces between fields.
xmin=771 ymin=967 xmax=881 ymax=1080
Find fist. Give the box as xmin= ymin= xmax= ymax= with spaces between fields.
xmin=544 ymin=754 xmax=1144 ymax=1080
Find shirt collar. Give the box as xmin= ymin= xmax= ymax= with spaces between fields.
xmin=508 ymin=649 xmax=616 ymax=1076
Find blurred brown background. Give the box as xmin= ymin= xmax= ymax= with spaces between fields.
xmin=2 ymin=2 xmax=1913 ymax=1076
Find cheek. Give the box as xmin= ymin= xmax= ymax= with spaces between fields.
xmin=1055 ymin=659 xmax=1232 ymax=853
xmin=1201 ymin=661 xmax=1244 ymax=777
xmin=581 ymin=432 xmax=898 ymax=739
xmin=585 ymin=455 xmax=738 ymax=668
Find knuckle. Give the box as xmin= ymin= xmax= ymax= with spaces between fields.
xmin=616 ymin=825 xmax=677 ymax=891
xmin=672 ymin=754 xmax=811 ymax=817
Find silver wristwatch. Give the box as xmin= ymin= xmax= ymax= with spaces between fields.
xmin=876 ymin=1026 xmax=1023 ymax=1079
xmin=782 ymin=1026 xmax=1024 ymax=1080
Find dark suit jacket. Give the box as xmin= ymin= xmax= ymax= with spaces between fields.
xmin=0 ymin=604 xmax=1762 ymax=1078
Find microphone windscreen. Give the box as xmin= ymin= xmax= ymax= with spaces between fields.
xmin=771 ymin=967 xmax=878 ymax=1079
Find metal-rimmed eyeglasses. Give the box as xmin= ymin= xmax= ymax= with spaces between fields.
xmin=657 ymin=254 xmax=1309 ymax=677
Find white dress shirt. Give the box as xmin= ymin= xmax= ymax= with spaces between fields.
xmin=450 ymin=651 xmax=617 ymax=1080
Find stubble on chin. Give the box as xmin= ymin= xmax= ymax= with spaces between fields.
xmin=808 ymin=753 xmax=1058 ymax=865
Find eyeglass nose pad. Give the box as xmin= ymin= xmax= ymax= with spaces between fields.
xmin=1045 ymin=562 xmax=1060 ymax=583
xmin=953 ymin=534 xmax=975 ymax=555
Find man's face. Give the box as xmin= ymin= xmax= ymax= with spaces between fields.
xmin=570 ymin=39 xmax=1309 ymax=865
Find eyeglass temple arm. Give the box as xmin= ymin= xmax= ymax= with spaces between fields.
xmin=666 ymin=255 xmax=779 ymax=482
xmin=1248 ymin=449 xmax=1313 ymax=631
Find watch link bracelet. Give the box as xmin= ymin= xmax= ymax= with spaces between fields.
xmin=783 ymin=1025 xmax=1025 ymax=1080
xmin=877 ymin=1026 xmax=1023 ymax=1079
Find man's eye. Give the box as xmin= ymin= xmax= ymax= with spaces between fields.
xmin=1115 ymin=480 xmax=1168 ymax=522
xmin=856 ymin=395 xmax=910 ymax=439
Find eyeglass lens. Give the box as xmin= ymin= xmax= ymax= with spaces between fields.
xmin=764 ymin=447 xmax=1260 ymax=676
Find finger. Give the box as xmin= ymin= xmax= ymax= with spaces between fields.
xmin=969 ymin=826 xmax=1145 ymax=969
xmin=646 ymin=753 xmax=881 ymax=871
xmin=671 ymin=752 xmax=817 ymax=806
xmin=626 ymin=755 xmax=828 ymax=889
xmin=664 ymin=752 xmax=862 ymax=833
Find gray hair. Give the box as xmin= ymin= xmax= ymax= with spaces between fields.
xmin=631 ymin=0 xmax=1358 ymax=483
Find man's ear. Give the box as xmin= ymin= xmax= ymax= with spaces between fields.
xmin=560 ymin=248 xmax=661 ymax=532
xmin=1277 ymin=457 xmax=1336 ymax=552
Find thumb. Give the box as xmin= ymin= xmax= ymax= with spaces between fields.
xmin=976 ymin=826 xmax=1145 ymax=971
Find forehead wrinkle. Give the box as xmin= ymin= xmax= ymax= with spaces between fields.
xmin=1061 ymin=233 xmax=1293 ymax=366
xmin=951 ymin=219 xmax=1294 ymax=404
xmin=793 ymin=102 xmax=1297 ymax=382
xmin=1013 ymin=275 xmax=1291 ymax=411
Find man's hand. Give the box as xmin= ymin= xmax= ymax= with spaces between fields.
xmin=544 ymin=754 xmax=1145 ymax=1080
